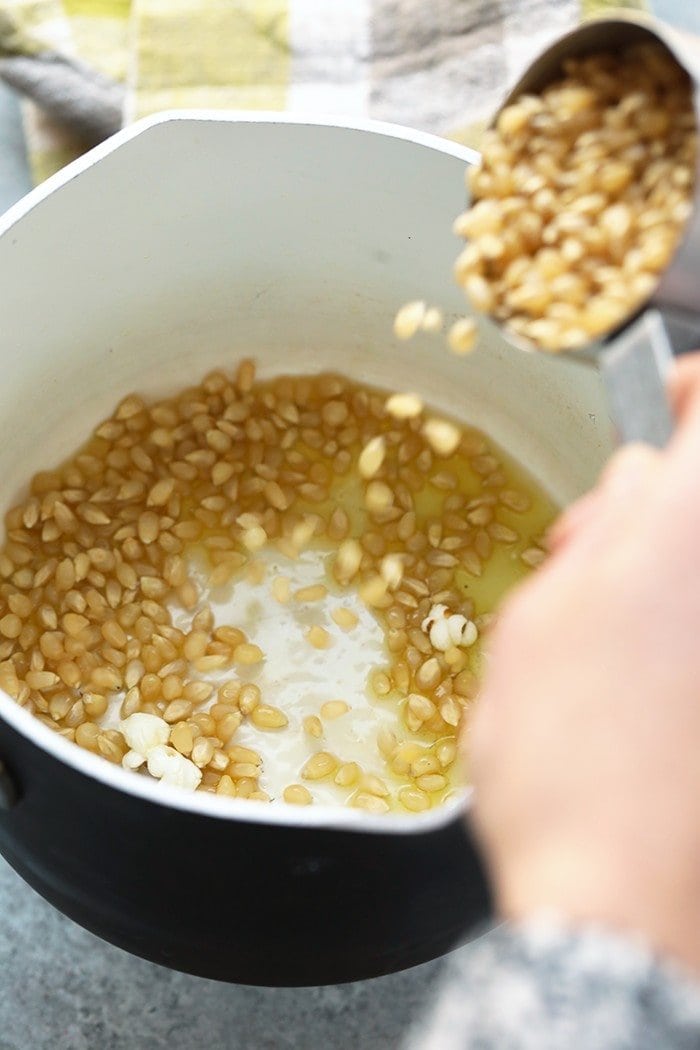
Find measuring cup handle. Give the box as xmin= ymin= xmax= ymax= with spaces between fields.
xmin=598 ymin=309 xmax=675 ymax=448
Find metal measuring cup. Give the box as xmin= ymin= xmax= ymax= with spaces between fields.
xmin=481 ymin=13 xmax=700 ymax=447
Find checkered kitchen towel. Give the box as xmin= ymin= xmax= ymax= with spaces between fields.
xmin=0 ymin=0 xmax=648 ymax=186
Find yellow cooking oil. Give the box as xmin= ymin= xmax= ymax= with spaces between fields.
xmin=191 ymin=374 xmax=560 ymax=809
xmin=1 ymin=363 xmax=559 ymax=813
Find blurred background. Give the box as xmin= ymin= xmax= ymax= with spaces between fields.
xmin=4 ymin=0 xmax=694 ymax=209
xmin=0 ymin=0 xmax=696 ymax=1048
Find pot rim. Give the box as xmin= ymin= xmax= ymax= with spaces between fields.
xmin=0 ymin=108 xmax=480 ymax=242
xmin=0 ymin=110 xmax=475 ymax=835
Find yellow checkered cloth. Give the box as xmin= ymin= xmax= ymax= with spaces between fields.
xmin=0 ymin=0 xmax=649 ymax=186
xmin=1 ymin=0 xmax=130 ymax=181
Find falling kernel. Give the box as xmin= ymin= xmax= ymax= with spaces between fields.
xmin=393 ymin=300 xmax=426 ymax=340
xmin=422 ymin=307 xmax=444 ymax=333
xmin=447 ymin=318 xmax=477 ymax=356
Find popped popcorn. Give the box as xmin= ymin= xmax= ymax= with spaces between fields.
xmin=147 ymin=745 xmax=203 ymax=791
xmin=120 ymin=714 xmax=201 ymax=792
xmin=123 ymin=750 xmax=146 ymax=771
xmin=422 ymin=604 xmax=478 ymax=652
xmin=120 ymin=713 xmax=170 ymax=755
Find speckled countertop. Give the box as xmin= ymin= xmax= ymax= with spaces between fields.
xmin=0 ymin=855 xmax=449 ymax=1050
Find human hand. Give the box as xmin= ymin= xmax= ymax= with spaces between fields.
xmin=468 ymin=353 xmax=700 ymax=973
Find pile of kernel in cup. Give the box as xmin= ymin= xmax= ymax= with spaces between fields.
xmin=396 ymin=42 xmax=696 ymax=355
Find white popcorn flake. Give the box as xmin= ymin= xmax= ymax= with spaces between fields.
xmin=429 ymin=618 xmax=452 ymax=652
xmin=120 ymin=713 xmax=170 ymax=755
xmin=122 ymin=749 xmax=146 ymax=771
xmin=448 ymin=614 xmax=478 ymax=647
xmin=146 ymin=745 xmax=203 ymax=791
xmin=422 ymin=603 xmax=478 ymax=652
xmin=422 ymin=604 xmax=448 ymax=632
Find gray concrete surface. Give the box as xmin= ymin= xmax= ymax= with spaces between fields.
xmin=0 ymin=857 xmax=447 ymax=1050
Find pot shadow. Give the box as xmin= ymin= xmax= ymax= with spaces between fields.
xmin=0 ymin=857 xmax=450 ymax=1050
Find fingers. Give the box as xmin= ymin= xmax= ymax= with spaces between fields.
xmin=549 ymin=443 xmax=662 ymax=555
xmin=551 ymin=354 xmax=700 ymax=555
xmin=669 ymin=353 xmax=700 ymax=468
xmin=669 ymin=353 xmax=700 ymax=421
xmin=548 ymin=489 xmax=604 ymax=553
xmin=598 ymin=441 xmax=663 ymax=495
xmin=548 ymin=355 xmax=700 ymax=556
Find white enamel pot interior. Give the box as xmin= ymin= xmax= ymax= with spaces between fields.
xmin=0 ymin=113 xmax=613 ymax=834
